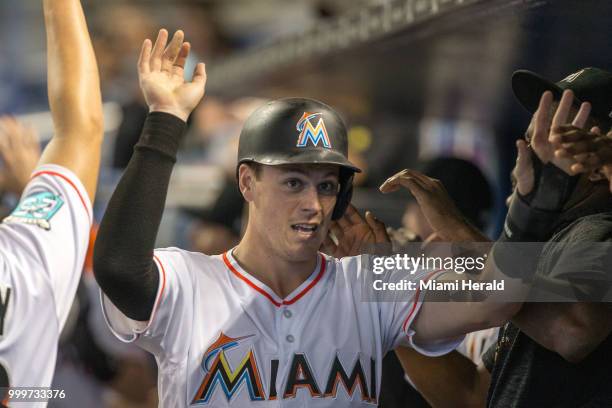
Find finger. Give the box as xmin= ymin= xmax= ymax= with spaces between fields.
xmin=365 ymin=211 xmax=390 ymax=243
xmin=330 ymin=222 xmax=345 ymax=241
xmin=138 ymin=39 xmax=152 ymax=74
xmin=379 ymin=169 xmax=413 ymax=192
xmin=150 ymin=29 xmax=169 ymax=71
xmin=336 ymin=212 xmax=351 ymax=230
xmin=380 ymin=175 xmax=428 ymax=198
xmin=590 ymin=126 xmax=601 ymax=135
xmin=344 ymin=204 xmax=365 ymax=226
xmin=516 ymin=139 xmax=532 ymax=166
xmin=531 ymin=91 xmax=553 ymax=152
xmin=402 ymin=169 xmax=437 ymax=190
xmin=192 ymin=62 xmax=207 ymax=84
xmin=321 ymin=235 xmax=338 ymax=256
xmin=570 ymin=101 xmax=591 ymax=129
xmin=172 ymin=42 xmax=190 ymax=77
xmin=162 ymin=30 xmax=185 ymax=72
xmin=556 ymin=128 xmax=597 ymax=144
xmin=551 ymin=89 xmax=574 ymax=129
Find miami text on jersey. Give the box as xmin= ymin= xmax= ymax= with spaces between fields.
xmin=192 ymin=332 xmax=377 ymax=404
xmin=295 ymin=112 xmax=332 ymax=148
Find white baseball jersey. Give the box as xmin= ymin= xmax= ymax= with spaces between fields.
xmin=102 ymin=248 xmax=462 ymax=407
xmin=0 ymin=165 xmax=92 ymax=401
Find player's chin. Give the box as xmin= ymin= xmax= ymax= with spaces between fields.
xmin=286 ymin=233 xmax=325 ymax=258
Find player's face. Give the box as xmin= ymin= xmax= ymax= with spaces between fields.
xmin=250 ymin=164 xmax=339 ymax=260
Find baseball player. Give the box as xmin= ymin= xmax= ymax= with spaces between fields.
xmin=94 ymin=29 xmax=529 ymax=407
xmin=0 ymin=0 xmax=102 ymax=400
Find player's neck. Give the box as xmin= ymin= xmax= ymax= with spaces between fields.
xmin=233 ymin=232 xmax=318 ymax=299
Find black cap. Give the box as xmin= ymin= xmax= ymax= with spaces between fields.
xmin=237 ymin=98 xmax=361 ymax=172
xmin=512 ymin=67 xmax=612 ymax=129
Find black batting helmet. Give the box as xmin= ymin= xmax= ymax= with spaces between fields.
xmin=237 ymin=97 xmax=361 ymax=220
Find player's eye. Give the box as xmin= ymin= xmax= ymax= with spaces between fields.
xmin=285 ymin=178 xmax=303 ymax=190
xmin=318 ymin=181 xmax=338 ymax=195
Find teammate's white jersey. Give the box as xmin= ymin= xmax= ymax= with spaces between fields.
xmin=102 ymin=248 xmax=461 ymax=407
xmin=0 ymin=165 xmax=92 ymax=402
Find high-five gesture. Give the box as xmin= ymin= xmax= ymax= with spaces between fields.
xmin=512 ymin=89 xmax=591 ymax=197
xmin=138 ymin=29 xmax=206 ymax=121
xmin=321 ymin=204 xmax=390 ymax=258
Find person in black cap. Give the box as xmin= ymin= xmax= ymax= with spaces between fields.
xmin=389 ymin=68 xmax=612 ymax=407
xmin=479 ymin=67 xmax=612 ymax=408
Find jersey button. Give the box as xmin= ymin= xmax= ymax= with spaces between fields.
xmin=286 ymin=334 xmax=295 ymax=343
xmin=283 ymin=309 xmax=292 ymax=318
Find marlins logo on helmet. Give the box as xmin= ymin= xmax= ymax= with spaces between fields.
xmin=296 ymin=112 xmax=332 ymax=148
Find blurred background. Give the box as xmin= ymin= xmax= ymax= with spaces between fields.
xmin=0 ymin=0 xmax=610 ymax=406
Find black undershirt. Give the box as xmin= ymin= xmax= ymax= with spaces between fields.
xmin=93 ymin=112 xmax=185 ymax=321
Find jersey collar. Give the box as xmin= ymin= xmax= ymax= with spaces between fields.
xmin=222 ymin=250 xmax=326 ymax=307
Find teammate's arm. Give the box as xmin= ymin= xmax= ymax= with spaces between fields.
xmin=381 ymin=90 xmax=593 ymax=343
xmin=40 ymin=0 xmax=103 ymax=202
xmin=512 ymin=303 xmax=612 ymax=363
xmin=394 ymin=346 xmax=489 ymax=408
xmin=93 ymin=29 xmax=206 ymax=321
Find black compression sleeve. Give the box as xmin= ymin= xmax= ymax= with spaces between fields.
xmin=93 ymin=112 xmax=186 ymax=321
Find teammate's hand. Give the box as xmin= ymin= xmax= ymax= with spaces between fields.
xmin=0 ymin=117 xmax=41 ymax=195
xmin=138 ymin=29 xmax=206 ymax=122
xmin=514 ymin=89 xmax=592 ymax=196
xmin=380 ymin=169 xmax=478 ymax=241
xmin=552 ymin=126 xmax=612 ymax=192
xmin=321 ymin=204 xmax=390 ymax=258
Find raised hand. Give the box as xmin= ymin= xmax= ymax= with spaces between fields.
xmin=321 ymin=204 xmax=389 ymax=258
xmin=552 ymin=126 xmax=612 ymax=192
xmin=138 ymin=29 xmax=206 ymax=121
xmin=0 ymin=117 xmax=41 ymax=195
xmin=380 ymin=169 xmax=487 ymax=242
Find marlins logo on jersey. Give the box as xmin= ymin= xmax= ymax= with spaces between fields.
xmin=296 ymin=112 xmax=332 ymax=148
xmin=192 ymin=331 xmax=377 ymax=405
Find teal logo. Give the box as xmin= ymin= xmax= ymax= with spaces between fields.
xmin=4 ymin=192 xmax=64 ymax=230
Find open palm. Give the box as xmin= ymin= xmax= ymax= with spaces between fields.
xmin=138 ymin=29 xmax=206 ymax=121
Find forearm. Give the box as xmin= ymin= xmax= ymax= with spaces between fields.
xmin=93 ymin=112 xmax=185 ymax=321
xmin=41 ymin=0 xmax=103 ymax=201
xmin=512 ymin=302 xmax=612 ymax=363
xmin=43 ymin=0 xmax=102 ymax=136
xmin=395 ymin=347 xmax=488 ymax=408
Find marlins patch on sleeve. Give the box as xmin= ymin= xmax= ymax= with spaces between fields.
xmin=0 ymin=164 xmax=92 ymax=397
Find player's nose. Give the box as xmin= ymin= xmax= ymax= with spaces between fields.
xmin=299 ymin=185 xmax=323 ymax=215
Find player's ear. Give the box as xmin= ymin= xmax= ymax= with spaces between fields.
xmin=238 ymin=163 xmax=256 ymax=202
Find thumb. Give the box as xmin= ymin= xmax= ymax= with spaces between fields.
xmin=516 ymin=139 xmax=532 ymax=171
xmin=515 ymin=139 xmax=535 ymax=196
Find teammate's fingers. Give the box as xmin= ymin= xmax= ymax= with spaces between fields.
xmin=172 ymin=42 xmax=190 ymax=77
xmin=336 ymin=213 xmax=351 ymax=230
xmin=401 ymin=169 xmax=436 ymax=189
xmin=150 ymin=29 xmax=169 ymax=71
xmin=345 ymin=204 xmax=364 ymax=226
xmin=162 ymin=30 xmax=184 ymax=72
xmin=570 ymin=101 xmax=591 ymax=129
xmin=551 ymin=89 xmax=574 ymax=129
xmin=556 ymin=128 xmax=597 ymax=144
xmin=531 ymin=91 xmax=553 ymax=151
xmin=365 ymin=211 xmax=389 ymax=243
xmin=329 ymin=222 xmax=344 ymax=242
xmin=321 ymin=235 xmax=338 ymax=257
xmin=192 ymin=63 xmax=207 ymax=84
xmin=138 ymin=39 xmax=152 ymax=74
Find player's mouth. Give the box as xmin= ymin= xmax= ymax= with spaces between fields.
xmin=291 ymin=223 xmax=319 ymax=237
